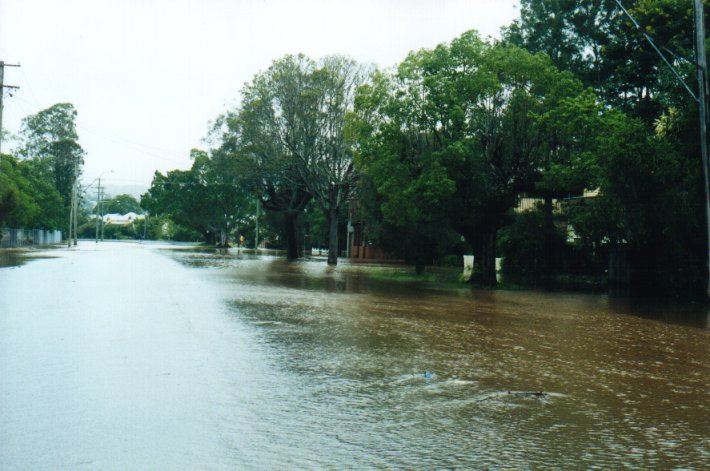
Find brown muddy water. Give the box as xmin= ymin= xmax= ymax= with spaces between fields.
xmin=172 ymin=247 xmax=710 ymax=468
xmin=1 ymin=242 xmax=709 ymax=469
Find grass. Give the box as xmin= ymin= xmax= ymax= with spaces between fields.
xmin=360 ymin=263 xmax=609 ymax=293
xmin=362 ymin=265 xmax=466 ymax=286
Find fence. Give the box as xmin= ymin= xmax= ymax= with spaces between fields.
xmin=0 ymin=228 xmax=63 ymax=248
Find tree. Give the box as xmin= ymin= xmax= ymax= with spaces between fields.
xmin=567 ymin=110 xmax=706 ymax=295
xmin=0 ymin=153 xmax=64 ymax=229
xmin=142 ymin=149 xmax=250 ymax=246
xmin=212 ymin=54 xmax=367 ymax=264
xmin=301 ymin=55 xmax=368 ymax=265
xmin=507 ymin=0 xmax=709 ymax=295
xmin=505 ymin=0 xmax=699 ymax=121
xmin=98 ymin=194 xmax=143 ymax=215
xmin=355 ymin=31 xmax=587 ymax=284
xmin=353 ymin=70 xmax=457 ymax=273
xmin=0 ymin=154 xmax=38 ymax=227
xmin=18 ymin=103 xmax=85 ymax=210
xmin=210 ymin=56 xmax=315 ymax=259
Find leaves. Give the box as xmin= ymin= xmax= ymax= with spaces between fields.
xmin=17 ymin=103 xmax=85 ymax=210
xmin=142 ymin=148 xmax=251 ymax=245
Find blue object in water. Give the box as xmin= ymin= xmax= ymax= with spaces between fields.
xmin=424 ymin=371 xmax=432 ymax=379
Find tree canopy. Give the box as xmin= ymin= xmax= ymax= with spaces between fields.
xmin=354 ymin=31 xmax=590 ymax=283
xmin=142 ymin=149 xmax=251 ymax=247
xmin=18 ymin=103 xmax=85 ymax=210
xmin=1 ymin=103 xmax=84 ymax=232
xmin=98 ymin=194 xmax=143 ymax=215
xmin=2 ymin=4 xmax=704 ymax=296
xmin=211 ymin=54 xmax=367 ymax=263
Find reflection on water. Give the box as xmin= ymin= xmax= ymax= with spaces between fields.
xmin=168 ymin=248 xmax=710 ymax=468
xmin=0 ymin=249 xmax=58 ymax=269
xmin=0 ymin=251 xmax=26 ymax=268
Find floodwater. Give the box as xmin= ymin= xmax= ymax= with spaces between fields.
xmin=1 ymin=242 xmax=709 ymax=469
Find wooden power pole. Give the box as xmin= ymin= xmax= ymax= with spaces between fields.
xmin=0 ymin=61 xmax=20 ymax=158
xmin=694 ymin=0 xmax=710 ymax=298
xmin=95 ymin=179 xmax=102 ymax=243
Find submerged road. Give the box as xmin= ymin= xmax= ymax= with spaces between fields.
xmin=1 ymin=241 xmax=710 ymax=469
xmin=0 ymin=242 xmax=265 ymax=469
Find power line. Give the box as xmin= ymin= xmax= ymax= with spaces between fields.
xmin=19 ymin=67 xmax=43 ymax=109
xmin=74 ymin=123 xmax=191 ymax=165
xmin=9 ymin=95 xmax=191 ymax=166
xmin=614 ymin=0 xmax=698 ymax=103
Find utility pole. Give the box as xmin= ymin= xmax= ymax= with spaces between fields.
xmin=95 ymin=179 xmax=101 ymax=243
xmin=73 ymin=181 xmax=79 ymax=246
xmin=100 ymin=187 xmax=105 ymax=241
xmin=616 ymin=0 xmax=710 ymax=297
xmin=67 ymin=183 xmax=75 ymax=247
xmin=68 ymin=171 xmax=79 ymax=247
xmin=67 ymin=158 xmax=81 ymax=247
xmin=255 ymin=198 xmax=260 ymax=251
xmin=0 ymin=61 xmax=20 ymax=159
xmin=694 ymin=0 xmax=710 ymax=298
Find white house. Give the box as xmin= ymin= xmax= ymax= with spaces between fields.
xmin=90 ymin=212 xmax=146 ymax=226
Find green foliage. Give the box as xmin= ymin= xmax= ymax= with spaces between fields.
xmin=503 ymin=0 xmax=708 ymax=295
xmin=0 ymin=154 xmax=64 ymax=229
xmin=566 ymin=113 xmax=706 ymax=294
xmin=142 ymin=149 xmax=251 ymax=246
xmin=505 ymin=0 xmax=700 ymax=120
xmin=99 ymin=194 xmax=143 ymax=215
xmin=18 ymin=103 xmax=85 ymax=210
xmin=210 ymin=55 xmax=315 ymax=258
xmin=354 ymin=31 xmax=588 ymax=283
xmin=0 ymin=103 xmax=85 ymax=235
xmin=498 ymin=209 xmax=566 ymax=277
xmin=211 ymin=54 xmax=368 ymax=262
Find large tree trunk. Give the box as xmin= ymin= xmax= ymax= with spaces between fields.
xmin=327 ymin=207 xmax=339 ymax=266
xmin=284 ymin=212 xmax=299 ymax=260
xmin=470 ymin=226 xmax=498 ymax=286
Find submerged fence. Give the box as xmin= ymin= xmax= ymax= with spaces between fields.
xmin=0 ymin=228 xmax=63 ymax=248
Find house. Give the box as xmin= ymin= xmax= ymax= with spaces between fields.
xmin=91 ymin=212 xmax=146 ymax=226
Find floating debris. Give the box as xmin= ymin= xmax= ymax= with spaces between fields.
xmin=507 ymin=390 xmax=546 ymax=397
xmin=478 ymin=390 xmax=548 ymax=401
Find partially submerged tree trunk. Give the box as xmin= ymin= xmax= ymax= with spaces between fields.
xmin=327 ymin=207 xmax=339 ymax=266
xmin=468 ymin=226 xmax=498 ymax=287
xmin=284 ymin=212 xmax=299 ymax=260
xmin=415 ymin=262 xmax=425 ymax=275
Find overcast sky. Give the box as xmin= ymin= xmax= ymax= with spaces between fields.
xmin=0 ymin=0 xmax=520 ymax=191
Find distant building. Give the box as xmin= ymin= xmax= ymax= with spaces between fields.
xmin=90 ymin=212 xmax=145 ymax=226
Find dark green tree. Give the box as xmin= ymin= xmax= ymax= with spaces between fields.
xmin=18 ymin=103 xmax=85 ymax=211
xmin=0 ymin=154 xmax=64 ymax=229
xmin=507 ymin=0 xmax=708 ymax=295
xmin=355 ymin=31 xmax=587 ymax=284
xmin=212 ymin=54 xmax=367 ymax=264
xmin=98 ymin=194 xmax=143 ymax=215
xmin=211 ymin=57 xmax=314 ymax=259
xmin=353 ymin=69 xmax=456 ymax=273
xmin=303 ymin=55 xmax=368 ymax=265
xmin=142 ymin=149 xmax=250 ymax=246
